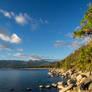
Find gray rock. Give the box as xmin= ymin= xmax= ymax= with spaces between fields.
xmin=52 ymin=83 xmax=57 ymax=87
xmin=88 ymin=82 xmax=92 ymax=91
xmin=67 ymin=79 xmax=77 ymax=86
xmin=80 ymin=79 xmax=92 ymax=90
xmin=59 ymin=84 xmax=73 ymax=92
xmin=39 ymin=85 xmax=43 ymax=88
xmin=45 ymin=85 xmax=51 ymax=88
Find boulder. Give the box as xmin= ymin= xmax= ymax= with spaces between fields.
xmin=57 ymin=85 xmax=63 ymax=89
xmin=52 ymin=83 xmax=57 ymax=87
xmin=48 ymin=72 xmax=52 ymax=75
xmin=76 ymin=77 xmax=86 ymax=86
xmin=67 ymin=79 xmax=76 ymax=86
xmin=80 ymin=78 xmax=92 ymax=90
xmin=57 ymin=81 xmax=63 ymax=85
xmin=45 ymin=85 xmax=51 ymax=88
xmin=39 ymin=85 xmax=43 ymax=88
xmin=58 ymin=84 xmax=73 ymax=92
xmin=88 ymin=82 xmax=92 ymax=91
xmin=85 ymin=72 xmax=91 ymax=77
xmin=76 ymin=75 xmax=83 ymax=82
xmin=68 ymin=69 xmax=75 ymax=75
xmin=76 ymin=74 xmax=87 ymax=82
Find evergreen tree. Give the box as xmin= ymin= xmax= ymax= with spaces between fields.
xmin=73 ymin=3 xmax=92 ymax=39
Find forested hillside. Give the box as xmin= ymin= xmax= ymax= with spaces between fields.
xmin=54 ymin=3 xmax=92 ymax=71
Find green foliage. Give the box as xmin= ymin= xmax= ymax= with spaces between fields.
xmin=52 ymin=3 xmax=92 ymax=71
xmin=53 ymin=41 xmax=92 ymax=71
xmin=73 ymin=30 xmax=85 ymax=39
xmin=73 ymin=3 xmax=92 ymax=39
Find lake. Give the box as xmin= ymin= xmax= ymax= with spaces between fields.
xmin=0 ymin=69 xmax=62 ymax=92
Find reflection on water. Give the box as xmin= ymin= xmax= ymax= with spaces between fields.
xmin=0 ymin=69 xmax=62 ymax=92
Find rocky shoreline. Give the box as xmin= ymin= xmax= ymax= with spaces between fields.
xmin=48 ymin=68 xmax=92 ymax=92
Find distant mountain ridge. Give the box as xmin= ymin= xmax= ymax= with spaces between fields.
xmin=0 ymin=59 xmax=56 ymax=68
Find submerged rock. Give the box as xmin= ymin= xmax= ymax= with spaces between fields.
xmin=45 ymin=85 xmax=51 ymax=88
xmin=52 ymin=83 xmax=57 ymax=87
xmin=9 ymin=88 xmax=14 ymax=91
xmin=48 ymin=72 xmax=52 ymax=75
xmin=39 ymin=85 xmax=43 ymax=88
xmin=26 ymin=88 xmax=31 ymax=91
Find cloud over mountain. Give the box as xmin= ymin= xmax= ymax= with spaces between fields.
xmin=29 ymin=55 xmax=41 ymax=60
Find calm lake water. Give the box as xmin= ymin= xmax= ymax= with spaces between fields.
xmin=0 ymin=69 xmax=62 ymax=92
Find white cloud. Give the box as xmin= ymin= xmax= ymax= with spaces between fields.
xmin=0 ymin=9 xmax=11 ymax=18
xmin=14 ymin=13 xmax=27 ymax=25
xmin=0 ymin=43 xmax=13 ymax=50
xmin=17 ymin=48 xmax=24 ymax=51
xmin=74 ymin=26 xmax=81 ymax=31
xmin=71 ymin=41 xmax=82 ymax=49
xmin=0 ymin=33 xmax=22 ymax=44
xmin=41 ymin=56 xmax=49 ymax=58
xmin=71 ymin=37 xmax=91 ymax=48
xmin=0 ymin=26 xmax=22 ymax=44
xmin=29 ymin=55 xmax=55 ymax=60
xmin=54 ymin=36 xmax=91 ymax=49
xmin=0 ymin=34 xmax=10 ymax=41
xmin=29 ymin=55 xmax=41 ymax=60
xmin=13 ymin=52 xmax=51 ymax=61
xmin=54 ymin=40 xmax=82 ymax=49
xmin=54 ymin=40 xmax=83 ymax=49
xmin=13 ymin=53 xmax=26 ymax=57
xmin=13 ymin=53 xmax=41 ymax=60
xmin=0 ymin=9 xmax=49 ymax=30
xmin=66 ymin=32 xmax=73 ymax=38
xmin=54 ymin=40 xmax=69 ymax=48
xmin=10 ymin=34 xmax=22 ymax=44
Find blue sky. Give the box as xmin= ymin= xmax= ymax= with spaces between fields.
xmin=0 ymin=0 xmax=91 ymax=61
